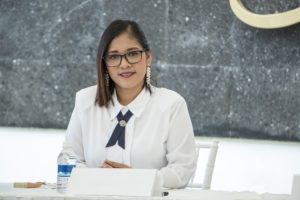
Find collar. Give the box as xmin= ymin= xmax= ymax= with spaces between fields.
xmin=109 ymin=87 xmax=151 ymax=120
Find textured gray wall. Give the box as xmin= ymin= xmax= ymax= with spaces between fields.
xmin=1 ymin=0 xmax=300 ymax=141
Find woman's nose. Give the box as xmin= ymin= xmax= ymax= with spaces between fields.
xmin=119 ymin=55 xmax=130 ymax=69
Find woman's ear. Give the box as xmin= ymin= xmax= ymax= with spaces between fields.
xmin=145 ymin=50 xmax=152 ymax=66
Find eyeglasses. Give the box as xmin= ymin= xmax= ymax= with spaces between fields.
xmin=103 ymin=50 xmax=144 ymax=67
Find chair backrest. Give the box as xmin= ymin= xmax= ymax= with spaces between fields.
xmin=188 ymin=141 xmax=219 ymax=189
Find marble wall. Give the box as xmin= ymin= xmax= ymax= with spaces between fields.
xmin=1 ymin=0 xmax=300 ymax=141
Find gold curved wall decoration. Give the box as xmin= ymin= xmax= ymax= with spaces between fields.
xmin=229 ymin=0 xmax=300 ymax=29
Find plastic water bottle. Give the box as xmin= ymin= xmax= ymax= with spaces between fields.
xmin=56 ymin=143 xmax=76 ymax=193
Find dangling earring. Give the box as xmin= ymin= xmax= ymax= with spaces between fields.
xmin=105 ymin=73 xmax=110 ymax=88
xmin=146 ymin=64 xmax=151 ymax=86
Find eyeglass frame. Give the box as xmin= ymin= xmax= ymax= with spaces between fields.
xmin=102 ymin=50 xmax=145 ymax=67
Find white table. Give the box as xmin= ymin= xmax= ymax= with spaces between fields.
xmin=0 ymin=183 xmax=291 ymax=200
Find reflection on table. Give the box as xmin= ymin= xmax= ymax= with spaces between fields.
xmin=0 ymin=183 xmax=291 ymax=200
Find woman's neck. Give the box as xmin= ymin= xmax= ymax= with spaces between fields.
xmin=116 ymin=86 xmax=143 ymax=106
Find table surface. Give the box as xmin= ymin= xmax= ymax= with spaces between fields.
xmin=0 ymin=183 xmax=291 ymax=200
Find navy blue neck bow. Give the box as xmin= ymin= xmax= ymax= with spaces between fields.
xmin=106 ymin=110 xmax=133 ymax=149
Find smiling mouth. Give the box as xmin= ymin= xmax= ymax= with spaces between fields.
xmin=119 ymin=72 xmax=135 ymax=78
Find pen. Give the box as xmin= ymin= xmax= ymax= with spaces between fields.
xmin=13 ymin=182 xmax=44 ymax=188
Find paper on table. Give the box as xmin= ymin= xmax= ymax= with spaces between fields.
xmin=291 ymin=174 xmax=300 ymax=200
xmin=67 ymin=168 xmax=162 ymax=197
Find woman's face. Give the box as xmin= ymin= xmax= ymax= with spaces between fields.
xmin=106 ymin=31 xmax=152 ymax=94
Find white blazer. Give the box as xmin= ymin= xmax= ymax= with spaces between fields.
xmin=63 ymin=85 xmax=197 ymax=189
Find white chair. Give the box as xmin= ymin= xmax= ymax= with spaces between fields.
xmin=188 ymin=141 xmax=219 ymax=189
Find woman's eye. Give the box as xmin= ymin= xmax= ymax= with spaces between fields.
xmin=108 ymin=55 xmax=119 ymax=60
xmin=127 ymin=51 xmax=139 ymax=57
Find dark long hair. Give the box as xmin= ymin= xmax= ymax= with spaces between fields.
xmin=95 ymin=19 xmax=151 ymax=107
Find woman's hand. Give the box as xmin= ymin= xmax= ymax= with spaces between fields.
xmin=102 ymin=160 xmax=131 ymax=168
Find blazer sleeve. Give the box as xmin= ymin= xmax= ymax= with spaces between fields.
xmin=158 ymin=97 xmax=198 ymax=188
xmin=62 ymin=92 xmax=87 ymax=167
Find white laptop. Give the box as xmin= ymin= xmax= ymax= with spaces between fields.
xmin=67 ymin=168 xmax=162 ymax=197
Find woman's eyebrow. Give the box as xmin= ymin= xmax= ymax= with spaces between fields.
xmin=126 ymin=47 xmax=140 ymax=51
xmin=107 ymin=47 xmax=140 ymax=54
xmin=107 ymin=50 xmax=119 ymax=54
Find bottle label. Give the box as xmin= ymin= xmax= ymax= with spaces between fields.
xmin=57 ymin=164 xmax=75 ymax=193
xmin=57 ymin=176 xmax=69 ymax=193
xmin=57 ymin=164 xmax=75 ymax=174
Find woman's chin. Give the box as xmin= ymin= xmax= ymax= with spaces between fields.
xmin=115 ymin=82 xmax=144 ymax=92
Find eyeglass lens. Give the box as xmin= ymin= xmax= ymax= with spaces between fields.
xmin=104 ymin=50 xmax=143 ymax=67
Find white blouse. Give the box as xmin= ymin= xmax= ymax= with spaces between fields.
xmin=63 ymin=85 xmax=197 ymax=189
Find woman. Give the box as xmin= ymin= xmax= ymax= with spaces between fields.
xmin=63 ymin=19 xmax=197 ymax=189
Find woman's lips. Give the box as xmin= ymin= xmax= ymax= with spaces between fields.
xmin=119 ymin=72 xmax=135 ymax=78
